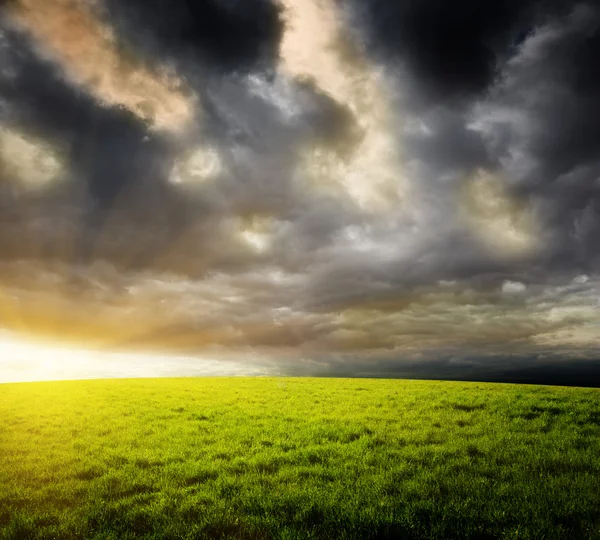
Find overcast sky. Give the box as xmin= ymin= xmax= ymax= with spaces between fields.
xmin=0 ymin=0 xmax=599 ymax=383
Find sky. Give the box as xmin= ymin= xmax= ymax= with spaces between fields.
xmin=0 ymin=0 xmax=599 ymax=384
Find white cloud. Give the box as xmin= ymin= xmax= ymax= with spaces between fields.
xmin=502 ymin=281 xmax=527 ymax=294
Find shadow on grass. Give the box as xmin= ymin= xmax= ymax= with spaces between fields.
xmin=450 ymin=403 xmax=486 ymax=413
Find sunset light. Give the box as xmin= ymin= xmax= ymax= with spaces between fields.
xmin=0 ymin=331 xmax=252 ymax=383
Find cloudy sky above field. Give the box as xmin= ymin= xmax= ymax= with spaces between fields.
xmin=0 ymin=0 xmax=600 ymax=381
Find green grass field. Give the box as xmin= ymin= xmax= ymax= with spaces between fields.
xmin=1 ymin=377 xmax=600 ymax=539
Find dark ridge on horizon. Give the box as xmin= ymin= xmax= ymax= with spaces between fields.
xmin=306 ymin=360 xmax=600 ymax=388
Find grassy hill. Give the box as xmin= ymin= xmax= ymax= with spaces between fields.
xmin=1 ymin=377 xmax=599 ymax=539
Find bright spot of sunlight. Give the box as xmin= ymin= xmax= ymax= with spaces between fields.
xmin=0 ymin=331 xmax=255 ymax=383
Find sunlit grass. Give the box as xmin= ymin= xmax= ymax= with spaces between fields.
xmin=1 ymin=377 xmax=599 ymax=539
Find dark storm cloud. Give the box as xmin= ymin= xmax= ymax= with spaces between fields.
xmin=470 ymin=3 xmax=600 ymax=272
xmin=357 ymin=0 xmax=575 ymax=102
xmin=0 ymin=0 xmax=354 ymax=275
xmin=0 ymin=6 xmax=239 ymax=274
xmin=0 ymin=24 xmax=170 ymax=264
xmin=100 ymin=0 xmax=283 ymax=72
xmin=0 ymin=27 xmax=95 ymax=141
xmin=349 ymin=0 xmax=600 ymax=293
xmin=1 ymin=0 xmax=600 ymax=375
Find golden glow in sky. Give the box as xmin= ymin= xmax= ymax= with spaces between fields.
xmin=0 ymin=331 xmax=255 ymax=383
xmin=7 ymin=0 xmax=197 ymax=132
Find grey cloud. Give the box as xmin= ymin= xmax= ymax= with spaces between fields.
xmin=99 ymin=0 xmax=283 ymax=73
xmin=470 ymin=4 xmax=600 ymax=271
